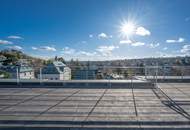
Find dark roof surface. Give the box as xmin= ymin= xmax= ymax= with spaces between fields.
xmin=0 ymin=83 xmax=189 ymax=129
xmin=42 ymin=61 xmax=69 ymax=74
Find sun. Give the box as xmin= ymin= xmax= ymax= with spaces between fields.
xmin=121 ymin=23 xmax=135 ymax=35
xmin=119 ymin=21 xmax=136 ymax=38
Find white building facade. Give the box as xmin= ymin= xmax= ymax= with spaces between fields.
xmin=39 ymin=61 xmax=71 ymax=80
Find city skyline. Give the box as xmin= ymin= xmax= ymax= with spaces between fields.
xmin=0 ymin=0 xmax=190 ymax=61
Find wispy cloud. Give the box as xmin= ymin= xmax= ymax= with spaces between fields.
xmin=98 ymin=33 xmax=112 ymax=39
xmin=156 ymin=51 xmax=181 ymax=57
xmin=166 ymin=37 xmax=185 ymax=43
xmin=0 ymin=40 xmax=13 ymax=45
xmin=181 ymin=45 xmax=190 ymax=54
xmin=119 ymin=40 xmax=145 ymax=47
xmin=96 ymin=45 xmax=119 ymax=56
xmin=136 ymin=27 xmax=151 ymax=36
xmin=131 ymin=42 xmax=145 ymax=47
xmin=61 ymin=47 xmax=100 ymax=60
xmin=89 ymin=34 xmax=93 ymax=38
xmin=60 ymin=46 xmax=126 ymax=61
xmin=62 ymin=47 xmax=97 ymax=57
xmin=147 ymin=43 xmax=160 ymax=48
xmin=78 ymin=51 xmax=97 ymax=56
xmin=98 ymin=33 xmax=108 ymax=39
xmin=8 ymin=45 xmax=23 ymax=50
xmin=77 ymin=41 xmax=87 ymax=44
xmin=119 ymin=40 xmax=132 ymax=44
xmin=32 ymin=46 xmax=56 ymax=51
xmin=81 ymin=41 xmax=87 ymax=44
xmin=163 ymin=47 xmax=168 ymax=50
xmin=8 ymin=35 xmax=23 ymax=39
xmin=62 ymin=47 xmax=75 ymax=54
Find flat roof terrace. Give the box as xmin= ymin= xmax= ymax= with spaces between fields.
xmin=0 ymin=83 xmax=190 ymax=129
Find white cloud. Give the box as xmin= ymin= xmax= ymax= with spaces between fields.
xmin=166 ymin=37 xmax=185 ymax=43
xmin=98 ymin=33 xmax=113 ymax=39
xmin=62 ymin=47 xmax=97 ymax=57
xmin=148 ymin=43 xmax=160 ymax=48
xmin=89 ymin=34 xmax=93 ymax=38
xmin=0 ymin=40 xmax=13 ymax=45
xmin=119 ymin=40 xmax=145 ymax=47
xmin=178 ymin=38 xmax=185 ymax=42
xmin=62 ymin=47 xmax=75 ymax=55
xmin=136 ymin=27 xmax=151 ymax=36
xmin=8 ymin=35 xmax=23 ymax=39
xmin=60 ymin=46 xmax=127 ymax=61
xmin=8 ymin=45 xmax=23 ymax=50
xmin=96 ymin=45 xmax=119 ymax=56
xmin=163 ymin=47 xmax=168 ymax=50
xmin=98 ymin=33 xmax=108 ymax=39
xmin=119 ymin=40 xmax=132 ymax=44
xmin=181 ymin=45 xmax=190 ymax=54
xmin=78 ymin=41 xmax=87 ymax=44
xmin=61 ymin=47 xmax=102 ymax=60
xmin=32 ymin=46 xmax=56 ymax=51
xmin=40 ymin=46 xmax=56 ymax=51
xmin=81 ymin=41 xmax=87 ymax=44
xmin=31 ymin=47 xmax=37 ymax=50
xmin=166 ymin=40 xmax=175 ymax=43
xmin=156 ymin=51 xmax=178 ymax=57
xmin=78 ymin=51 xmax=97 ymax=56
xmin=131 ymin=42 xmax=145 ymax=47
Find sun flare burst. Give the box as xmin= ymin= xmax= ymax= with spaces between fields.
xmin=119 ymin=21 xmax=136 ymax=39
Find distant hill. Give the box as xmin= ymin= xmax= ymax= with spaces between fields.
xmin=1 ymin=49 xmax=190 ymax=67
xmin=70 ymin=57 xmax=190 ymax=67
xmin=0 ymin=49 xmax=45 ymax=67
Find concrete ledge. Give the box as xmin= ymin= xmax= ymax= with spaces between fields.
xmin=155 ymin=79 xmax=190 ymax=83
xmin=1 ymin=127 xmax=190 ymax=130
xmin=0 ymin=80 xmax=154 ymax=89
xmin=143 ymin=76 xmax=190 ymax=83
xmin=0 ymin=120 xmax=190 ymax=130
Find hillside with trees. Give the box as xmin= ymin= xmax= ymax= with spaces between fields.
xmin=0 ymin=49 xmax=45 ymax=67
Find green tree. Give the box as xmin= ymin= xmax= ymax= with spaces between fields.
xmin=58 ymin=57 xmax=66 ymax=64
xmin=0 ymin=71 xmax=10 ymax=78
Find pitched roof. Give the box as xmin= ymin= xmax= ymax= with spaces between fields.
xmin=42 ymin=61 xmax=69 ymax=74
xmin=3 ymin=65 xmax=33 ymax=73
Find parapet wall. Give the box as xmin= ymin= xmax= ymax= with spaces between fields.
xmin=0 ymin=79 xmax=154 ymax=89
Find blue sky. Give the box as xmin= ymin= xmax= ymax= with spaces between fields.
xmin=0 ymin=0 xmax=190 ymax=60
